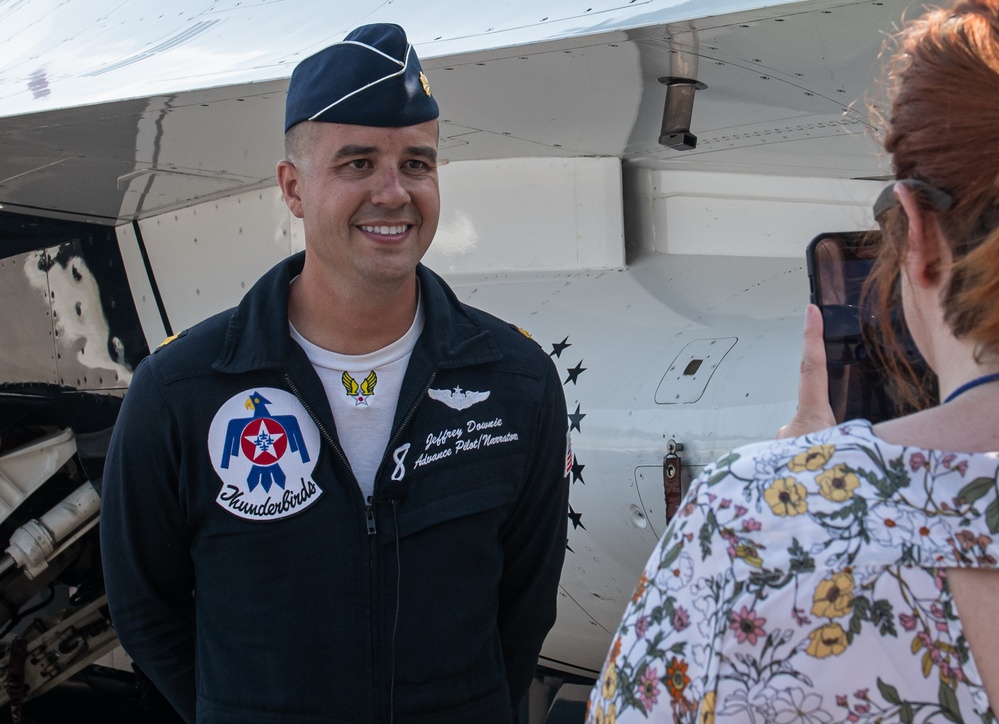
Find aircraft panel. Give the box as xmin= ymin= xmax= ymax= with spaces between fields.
xmin=114 ymin=223 xmax=170 ymax=351
xmin=625 ymin=168 xmax=881 ymax=258
xmin=0 ymin=252 xmax=59 ymax=386
xmin=541 ymin=586 xmax=616 ymax=679
xmin=634 ymin=462 xmax=704 ymax=539
xmin=431 ymin=157 xmax=625 ymax=274
xmin=134 ymin=187 xmax=298 ymax=333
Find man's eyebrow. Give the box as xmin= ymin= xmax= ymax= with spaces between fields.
xmin=331 ymin=144 xmax=437 ymax=163
xmin=405 ymin=145 xmax=438 ymax=163
xmin=333 ymin=144 xmax=377 ymax=160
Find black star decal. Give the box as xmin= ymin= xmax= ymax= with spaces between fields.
xmin=550 ymin=336 xmax=571 ymax=358
xmin=571 ymin=457 xmax=585 ymax=484
xmin=564 ymin=361 xmax=586 ymax=385
xmin=568 ymin=403 xmax=586 ymax=433
xmin=566 ymin=540 xmax=574 ymax=553
xmin=568 ymin=504 xmax=585 ymax=530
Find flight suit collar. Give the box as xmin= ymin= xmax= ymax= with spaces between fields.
xmin=212 ymin=252 xmax=503 ymax=375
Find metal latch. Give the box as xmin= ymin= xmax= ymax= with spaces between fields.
xmin=663 ymin=439 xmax=684 ymax=524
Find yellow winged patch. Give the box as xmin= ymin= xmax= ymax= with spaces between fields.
xmin=341 ymin=371 xmax=359 ymax=396
xmin=360 ymin=371 xmax=377 ymax=396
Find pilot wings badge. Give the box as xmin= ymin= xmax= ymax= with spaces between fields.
xmin=342 ymin=370 xmax=377 ymax=406
xmin=428 ymin=386 xmax=490 ymax=411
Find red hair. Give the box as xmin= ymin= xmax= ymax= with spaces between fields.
xmin=867 ymin=0 xmax=999 ymax=408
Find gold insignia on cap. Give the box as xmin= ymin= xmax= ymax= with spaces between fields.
xmin=420 ymin=71 xmax=432 ymax=96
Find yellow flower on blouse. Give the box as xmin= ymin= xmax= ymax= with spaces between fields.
xmin=806 ymin=622 xmax=849 ymax=658
xmin=700 ymin=691 xmax=717 ymax=724
xmin=816 ymin=464 xmax=860 ymax=502
xmin=593 ymin=702 xmax=616 ymax=724
xmin=601 ymin=663 xmax=618 ymax=700
xmin=764 ymin=477 xmax=808 ymax=517
xmin=788 ymin=445 xmax=835 ymax=472
xmin=811 ymin=571 xmax=855 ymax=618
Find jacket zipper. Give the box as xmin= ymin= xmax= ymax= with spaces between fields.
xmin=373 ymin=370 xmax=438 ymax=485
xmin=285 ymin=369 xmax=437 ymax=723
xmin=284 ymin=372 xmax=358 ymax=498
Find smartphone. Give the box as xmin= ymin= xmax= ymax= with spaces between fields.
xmin=805 ymin=231 xmax=928 ymax=424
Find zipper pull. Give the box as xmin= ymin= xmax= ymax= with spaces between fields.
xmin=365 ymin=498 xmax=377 ymax=535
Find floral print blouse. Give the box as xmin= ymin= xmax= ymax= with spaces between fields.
xmin=588 ymin=420 xmax=998 ymax=723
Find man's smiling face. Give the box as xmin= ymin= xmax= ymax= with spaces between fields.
xmin=280 ymin=119 xmax=440 ymax=290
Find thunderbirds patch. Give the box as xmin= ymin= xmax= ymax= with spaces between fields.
xmin=208 ymin=388 xmax=323 ymax=521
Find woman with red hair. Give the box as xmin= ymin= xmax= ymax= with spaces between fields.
xmin=589 ymin=2 xmax=999 ymax=721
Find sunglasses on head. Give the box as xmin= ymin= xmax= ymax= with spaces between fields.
xmin=874 ymin=178 xmax=955 ymax=223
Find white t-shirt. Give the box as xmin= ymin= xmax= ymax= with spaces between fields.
xmin=289 ymin=293 xmax=424 ymax=501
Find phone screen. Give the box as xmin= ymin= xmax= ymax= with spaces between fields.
xmin=805 ymin=231 xmax=928 ymax=424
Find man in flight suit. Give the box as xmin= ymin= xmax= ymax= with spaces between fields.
xmin=101 ymin=23 xmax=571 ymax=724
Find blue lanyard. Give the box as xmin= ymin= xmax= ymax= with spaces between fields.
xmin=943 ymin=372 xmax=999 ymax=404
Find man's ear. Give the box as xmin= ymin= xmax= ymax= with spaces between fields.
xmin=896 ymin=181 xmax=949 ymax=288
xmin=276 ymin=160 xmax=305 ymax=219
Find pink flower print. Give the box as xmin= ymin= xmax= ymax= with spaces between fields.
xmin=856 ymin=704 xmax=871 ymax=714
xmin=730 ymin=606 xmax=767 ymax=646
xmin=719 ymin=499 xmax=732 ymax=509
xmin=942 ymin=454 xmax=969 ymax=475
xmin=940 ymin=662 xmax=965 ymax=682
xmin=854 ymin=689 xmax=869 ymax=701
xmin=929 ymin=646 xmax=944 ymax=665
xmin=742 ymin=518 xmax=762 ymax=532
xmin=909 ymin=452 xmax=929 ymax=472
xmin=792 ymin=607 xmax=812 ymax=626
xmin=707 ymin=493 xmax=717 ymax=503
xmin=673 ymin=606 xmax=690 ymax=632
xmin=836 ymin=695 xmax=848 ymax=707
xmin=927 ymin=605 xmax=950 ymax=632
xmin=899 ymin=612 xmax=918 ymax=631
xmin=847 ymin=714 xmax=860 ymax=722
xmin=635 ymin=615 xmax=650 ymax=639
xmin=735 ymin=505 xmax=748 ymax=516
xmin=638 ymin=666 xmax=660 ymax=711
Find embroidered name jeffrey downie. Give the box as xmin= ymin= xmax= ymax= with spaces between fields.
xmin=208 ymin=388 xmax=324 ymax=520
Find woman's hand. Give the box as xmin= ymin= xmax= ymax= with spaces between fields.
xmin=776 ymin=304 xmax=836 ymax=438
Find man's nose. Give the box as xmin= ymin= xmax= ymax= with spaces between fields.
xmin=370 ymin=167 xmax=410 ymax=207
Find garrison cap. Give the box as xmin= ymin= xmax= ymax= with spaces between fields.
xmin=284 ymin=23 xmax=439 ymax=132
